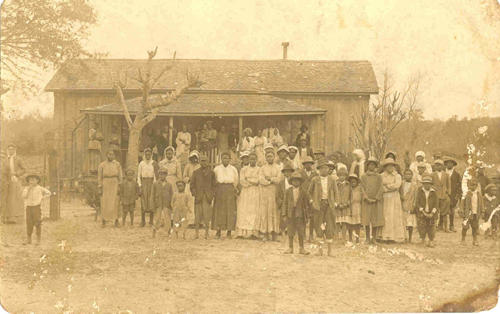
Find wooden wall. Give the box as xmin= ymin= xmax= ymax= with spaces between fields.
xmin=276 ymin=94 xmax=369 ymax=155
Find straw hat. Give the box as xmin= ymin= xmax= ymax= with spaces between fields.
xmin=301 ymin=156 xmax=314 ymax=164
xmin=281 ymin=162 xmax=294 ymax=173
xmin=366 ymin=157 xmax=379 ymax=167
xmin=290 ymin=171 xmax=304 ymax=182
xmin=421 ymin=175 xmax=433 ymax=184
xmin=381 ymin=158 xmax=397 ymax=168
xmin=443 ymin=156 xmax=457 ymax=166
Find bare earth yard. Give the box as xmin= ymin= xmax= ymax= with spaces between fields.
xmin=0 ymin=200 xmax=499 ymax=313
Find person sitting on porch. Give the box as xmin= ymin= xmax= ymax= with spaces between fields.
xmin=216 ymin=125 xmax=230 ymax=162
xmin=270 ymin=128 xmax=284 ymax=149
xmin=238 ymin=128 xmax=255 ymax=154
xmin=295 ymin=125 xmax=311 ymax=148
xmin=159 ymin=146 xmax=182 ymax=192
xmin=176 ymin=123 xmax=192 ymax=169
xmin=207 ymin=120 xmax=217 ymax=163
xmin=199 ymin=123 xmax=209 ymax=153
xmin=297 ymin=137 xmax=313 ymax=165
xmin=254 ymin=129 xmax=268 ymax=166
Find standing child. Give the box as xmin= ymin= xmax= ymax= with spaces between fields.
xmin=460 ymin=178 xmax=483 ymax=246
xmin=335 ymin=166 xmax=351 ymax=242
xmin=346 ymin=174 xmax=362 ymax=243
xmin=401 ymin=169 xmax=418 ymax=243
xmin=22 ymin=173 xmax=51 ymax=245
xmin=414 ymin=175 xmax=438 ymax=247
xmin=431 ymin=160 xmax=450 ymax=232
xmin=172 ymin=181 xmax=191 ymax=239
xmin=120 ymin=169 xmax=140 ymax=226
xmin=283 ymin=171 xmax=310 ymax=255
xmin=483 ymin=184 xmax=499 ymax=238
xmin=360 ymin=158 xmax=384 ymax=244
xmin=152 ymin=169 xmax=174 ymax=238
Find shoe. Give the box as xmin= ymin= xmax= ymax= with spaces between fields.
xmin=299 ymin=248 xmax=310 ymax=255
xmin=284 ymin=248 xmax=293 ymax=254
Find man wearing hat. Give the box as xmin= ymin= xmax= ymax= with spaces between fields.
xmin=298 ymin=156 xmax=318 ymax=241
xmin=414 ymin=175 xmax=439 ymax=247
xmin=282 ymin=171 xmax=310 ymax=255
xmin=3 ymin=143 xmax=25 ymax=224
xmin=308 ymin=158 xmax=339 ymax=256
xmin=444 ymin=156 xmax=462 ymax=232
xmin=190 ymin=155 xmax=216 ymax=239
xmin=22 ymin=173 xmax=51 ymax=244
xmin=137 ymin=148 xmax=159 ymax=227
xmin=431 ymin=159 xmax=450 ymax=232
xmin=276 ymin=162 xmax=295 ymax=233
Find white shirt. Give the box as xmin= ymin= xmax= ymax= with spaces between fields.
xmin=23 ymin=185 xmax=51 ymax=207
xmin=284 ymin=178 xmax=291 ymax=190
xmin=320 ymin=176 xmax=328 ymax=200
xmin=471 ymin=190 xmax=478 ymax=214
xmin=214 ymin=164 xmax=239 ymax=187
xmin=437 ymin=171 xmax=442 ymax=180
xmin=423 ymin=189 xmax=431 ymax=211
xmin=137 ymin=159 xmax=156 ymax=186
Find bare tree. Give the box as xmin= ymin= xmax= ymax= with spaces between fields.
xmin=351 ymin=70 xmax=421 ymax=160
xmin=113 ymin=47 xmax=202 ymax=172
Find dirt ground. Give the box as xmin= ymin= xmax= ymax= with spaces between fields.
xmin=0 ymin=199 xmax=499 ymax=313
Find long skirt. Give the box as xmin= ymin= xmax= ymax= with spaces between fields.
xmin=381 ymin=191 xmax=405 ymax=242
xmin=3 ymin=179 xmax=24 ymax=222
xmin=346 ymin=202 xmax=362 ymax=225
xmin=236 ymin=185 xmax=259 ymax=236
xmin=255 ymin=185 xmax=280 ymax=233
xmin=140 ymin=177 xmax=155 ymax=213
xmin=101 ymin=177 xmax=120 ymax=221
xmin=166 ymin=175 xmax=179 ymax=193
xmin=404 ymin=211 xmax=417 ymax=227
xmin=361 ymin=200 xmax=384 ymax=227
xmin=212 ymin=183 xmax=237 ymax=231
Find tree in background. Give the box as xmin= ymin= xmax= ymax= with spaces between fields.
xmin=351 ymin=70 xmax=421 ymax=161
xmin=0 ymin=0 xmax=97 ymax=95
xmin=114 ymin=47 xmax=202 ymax=172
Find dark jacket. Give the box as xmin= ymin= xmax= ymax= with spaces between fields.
xmin=276 ymin=178 xmax=288 ymax=215
xmin=309 ymin=175 xmax=339 ymax=211
xmin=152 ymin=180 xmax=173 ymax=211
xmin=190 ymin=167 xmax=216 ymax=203
xmin=460 ymin=190 xmax=484 ymax=218
xmin=298 ymin=168 xmax=318 ymax=191
xmin=414 ymin=187 xmax=438 ymax=218
xmin=448 ymin=169 xmax=462 ymax=207
xmin=431 ymin=171 xmax=449 ymax=199
xmin=282 ymin=186 xmax=310 ymax=219
xmin=120 ymin=179 xmax=140 ymax=205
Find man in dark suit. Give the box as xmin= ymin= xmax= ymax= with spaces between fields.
xmin=298 ymin=156 xmax=318 ymax=242
xmin=190 ymin=155 xmax=216 ymax=239
xmin=444 ymin=157 xmax=462 ymax=232
xmin=431 ymin=160 xmax=450 ymax=232
xmin=276 ymin=162 xmax=295 ymax=233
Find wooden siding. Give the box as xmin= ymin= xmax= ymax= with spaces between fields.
xmin=276 ymin=94 xmax=368 ymax=155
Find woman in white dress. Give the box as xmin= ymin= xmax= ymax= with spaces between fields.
xmin=254 ymin=129 xmax=268 ymax=166
xmin=270 ymin=128 xmax=283 ymax=149
xmin=176 ymin=124 xmax=191 ymax=169
xmin=236 ymin=153 xmax=260 ymax=239
xmin=238 ymin=128 xmax=255 ymax=154
xmin=380 ymin=158 xmax=405 ymax=242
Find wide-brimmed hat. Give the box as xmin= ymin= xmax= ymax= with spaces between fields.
xmin=434 ymin=159 xmax=444 ymax=166
xmin=384 ymin=151 xmax=397 ymax=160
xmin=281 ymin=162 xmax=294 ymax=173
xmin=263 ymin=143 xmax=274 ymax=151
xmin=189 ymin=150 xmax=200 ymax=159
xmin=484 ymin=184 xmax=497 ymax=192
xmin=301 ymin=156 xmax=314 ymax=164
xmin=366 ymin=157 xmax=378 ymax=167
xmin=443 ymin=156 xmax=457 ymax=166
xmin=421 ymin=175 xmax=433 ymax=184
xmin=314 ymin=150 xmax=325 ymax=155
xmin=290 ymin=171 xmax=304 ymax=182
xmin=26 ymin=173 xmax=41 ymax=183
xmin=316 ymin=158 xmax=329 ymax=169
xmin=348 ymin=173 xmax=360 ymax=182
xmin=381 ymin=158 xmax=397 ymax=168
xmin=277 ymin=145 xmax=289 ymax=153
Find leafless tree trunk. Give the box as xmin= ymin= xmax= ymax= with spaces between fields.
xmin=351 ymin=69 xmax=421 ymax=160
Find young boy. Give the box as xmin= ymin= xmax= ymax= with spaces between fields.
xmin=276 ymin=162 xmax=295 ymax=234
xmin=461 ymin=178 xmax=483 ymax=246
xmin=22 ymin=174 xmax=51 ymax=245
xmin=190 ymin=155 xmax=215 ymax=239
xmin=483 ymin=184 xmax=499 ymax=238
xmin=120 ymin=169 xmax=140 ymax=226
xmin=308 ymin=159 xmax=338 ymax=256
xmin=172 ymin=181 xmax=190 ymax=239
xmin=152 ymin=169 xmax=174 ymax=238
xmin=283 ymin=171 xmax=310 ymax=255
xmin=414 ymin=175 xmax=438 ymax=247
xmin=401 ymin=169 xmax=418 ymax=243
xmin=299 ymin=156 xmax=318 ymax=242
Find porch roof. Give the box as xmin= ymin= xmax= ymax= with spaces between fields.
xmin=80 ymin=93 xmax=325 ymax=116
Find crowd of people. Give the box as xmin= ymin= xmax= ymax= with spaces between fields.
xmin=3 ymin=124 xmax=500 ymax=255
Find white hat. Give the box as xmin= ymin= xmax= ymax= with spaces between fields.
xmin=415 ymin=151 xmax=426 ymax=158
xmin=240 ymin=151 xmax=250 ymax=158
xmin=277 ymin=144 xmax=289 ymax=153
xmin=288 ymin=146 xmax=298 ymax=152
xmin=189 ymin=150 xmax=200 ymax=159
xmin=264 ymin=143 xmax=274 ymax=151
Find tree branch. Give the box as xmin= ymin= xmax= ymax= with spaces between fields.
xmin=114 ymin=84 xmax=133 ymax=128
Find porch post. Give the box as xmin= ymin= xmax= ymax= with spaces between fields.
xmin=320 ymin=114 xmax=326 ymax=154
xmin=238 ymin=116 xmax=243 ymax=145
xmin=169 ymin=116 xmax=174 ymax=146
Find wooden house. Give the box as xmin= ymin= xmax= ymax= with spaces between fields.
xmin=45 ymin=45 xmax=378 ymax=179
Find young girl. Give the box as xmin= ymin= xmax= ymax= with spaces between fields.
xmin=336 ymin=166 xmax=351 ymax=242
xmin=172 ymin=181 xmax=190 ymax=239
xmin=360 ymin=158 xmax=384 ymax=244
xmin=347 ymin=174 xmax=362 ymax=243
xmin=401 ymin=169 xmax=418 ymax=243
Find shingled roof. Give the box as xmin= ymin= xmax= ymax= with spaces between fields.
xmin=80 ymin=93 xmax=326 ymax=116
xmin=46 ymin=59 xmax=378 ymax=94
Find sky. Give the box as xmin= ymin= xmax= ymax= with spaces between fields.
xmin=3 ymin=0 xmax=500 ymax=119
